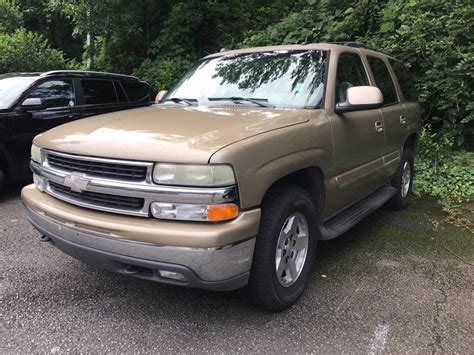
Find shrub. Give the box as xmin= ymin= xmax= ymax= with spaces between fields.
xmin=414 ymin=128 xmax=474 ymax=211
xmin=0 ymin=29 xmax=72 ymax=73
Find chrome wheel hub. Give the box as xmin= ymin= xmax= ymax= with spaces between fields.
xmin=275 ymin=212 xmax=309 ymax=287
xmin=401 ymin=161 xmax=411 ymax=198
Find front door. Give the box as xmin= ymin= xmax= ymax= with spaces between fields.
xmin=324 ymin=51 xmax=386 ymax=218
xmin=27 ymin=78 xmax=80 ymax=133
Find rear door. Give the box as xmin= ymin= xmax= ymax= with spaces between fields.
xmin=325 ymin=51 xmax=386 ymax=217
xmin=366 ymin=55 xmax=408 ymax=178
xmin=120 ymin=80 xmax=154 ymax=108
xmin=79 ymin=78 xmax=120 ymax=119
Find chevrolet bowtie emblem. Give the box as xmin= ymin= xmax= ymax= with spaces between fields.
xmin=63 ymin=172 xmax=89 ymax=193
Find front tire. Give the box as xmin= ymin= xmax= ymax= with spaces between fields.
xmin=389 ymin=148 xmax=414 ymax=210
xmin=243 ymin=184 xmax=318 ymax=312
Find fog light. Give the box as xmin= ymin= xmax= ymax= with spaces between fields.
xmin=150 ymin=202 xmax=238 ymax=221
xmin=159 ymin=270 xmax=187 ymax=281
xmin=33 ymin=174 xmax=45 ymax=192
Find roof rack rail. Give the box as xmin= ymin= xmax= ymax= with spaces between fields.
xmin=329 ymin=41 xmax=393 ymax=56
xmin=41 ymin=70 xmax=141 ymax=81
xmin=329 ymin=41 xmax=370 ymax=49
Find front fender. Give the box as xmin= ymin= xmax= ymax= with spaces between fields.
xmin=210 ymin=117 xmax=333 ymax=209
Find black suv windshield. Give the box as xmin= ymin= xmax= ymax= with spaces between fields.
xmin=166 ymin=50 xmax=328 ymax=108
xmin=0 ymin=76 xmax=37 ymax=109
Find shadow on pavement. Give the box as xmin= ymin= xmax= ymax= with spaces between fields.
xmin=0 ymin=181 xmax=29 ymax=204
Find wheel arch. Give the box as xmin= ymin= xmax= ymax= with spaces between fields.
xmin=260 ymin=166 xmax=326 ymax=224
xmin=403 ymin=133 xmax=419 ymax=155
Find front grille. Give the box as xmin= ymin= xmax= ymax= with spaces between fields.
xmin=47 ymin=153 xmax=147 ymax=181
xmin=49 ymin=181 xmax=145 ymax=211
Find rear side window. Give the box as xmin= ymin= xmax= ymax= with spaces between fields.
xmin=114 ymin=81 xmax=128 ymax=102
xmin=367 ymin=56 xmax=398 ymax=105
xmin=81 ymin=79 xmax=117 ymax=105
xmin=336 ymin=53 xmax=369 ymax=103
xmin=121 ymin=81 xmax=149 ymax=102
xmin=27 ymin=79 xmax=75 ymax=108
xmin=389 ymin=59 xmax=418 ymax=101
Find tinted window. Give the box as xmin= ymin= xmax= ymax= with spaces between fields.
xmin=367 ymin=56 xmax=398 ymax=104
xmin=336 ymin=53 xmax=369 ymax=103
xmin=122 ymin=81 xmax=149 ymax=102
xmin=389 ymin=59 xmax=418 ymax=101
xmin=114 ymin=81 xmax=128 ymax=102
xmin=81 ymin=79 xmax=117 ymax=105
xmin=27 ymin=79 xmax=75 ymax=108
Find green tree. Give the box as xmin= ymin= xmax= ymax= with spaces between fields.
xmin=0 ymin=0 xmax=23 ymax=33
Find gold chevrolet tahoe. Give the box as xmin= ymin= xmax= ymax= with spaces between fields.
xmin=22 ymin=42 xmax=421 ymax=311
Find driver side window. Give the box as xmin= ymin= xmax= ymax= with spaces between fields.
xmin=27 ymin=79 xmax=75 ymax=108
xmin=336 ymin=53 xmax=369 ymax=103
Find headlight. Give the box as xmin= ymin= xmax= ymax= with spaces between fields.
xmin=153 ymin=163 xmax=235 ymax=187
xmin=31 ymin=144 xmax=42 ymax=164
xmin=150 ymin=202 xmax=239 ymax=221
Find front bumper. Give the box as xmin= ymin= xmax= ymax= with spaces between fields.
xmin=22 ymin=185 xmax=260 ymax=291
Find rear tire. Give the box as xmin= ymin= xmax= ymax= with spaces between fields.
xmin=389 ymin=148 xmax=414 ymax=210
xmin=242 ymin=184 xmax=318 ymax=312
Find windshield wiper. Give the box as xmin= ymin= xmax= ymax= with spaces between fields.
xmin=208 ymin=97 xmax=273 ymax=108
xmin=162 ymin=97 xmax=197 ymax=106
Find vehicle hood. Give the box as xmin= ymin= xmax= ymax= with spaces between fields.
xmin=34 ymin=105 xmax=310 ymax=163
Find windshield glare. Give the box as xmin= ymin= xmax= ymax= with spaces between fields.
xmin=166 ymin=50 xmax=328 ymax=108
xmin=0 ymin=77 xmax=36 ymax=109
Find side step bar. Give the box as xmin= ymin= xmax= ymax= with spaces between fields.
xmin=319 ymin=185 xmax=397 ymax=241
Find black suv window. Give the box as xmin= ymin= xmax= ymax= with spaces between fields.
xmin=27 ymin=79 xmax=75 ymax=108
xmin=122 ymin=81 xmax=149 ymax=102
xmin=389 ymin=59 xmax=418 ymax=101
xmin=81 ymin=79 xmax=117 ymax=105
xmin=336 ymin=53 xmax=369 ymax=103
xmin=114 ymin=81 xmax=128 ymax=102
xmin=367 ymin=56 xmax=398 ymax=105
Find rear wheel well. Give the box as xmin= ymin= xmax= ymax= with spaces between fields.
xmin=404 ymin=133 xmax=418 ymax=155
xmin=262 ymin=167 xmax=325 ymax=223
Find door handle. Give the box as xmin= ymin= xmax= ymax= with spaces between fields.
xmin=375 ymin=121 xmax=384 ymax=133
xmin=400 ymin=115 xmax=407 ymax=125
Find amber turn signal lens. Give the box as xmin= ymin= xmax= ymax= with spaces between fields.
xmin=207 ymin=204 xmax=239 ymax=221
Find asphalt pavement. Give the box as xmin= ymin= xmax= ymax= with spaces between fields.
xmin=1 ymin=183 xmax=473 ymax=353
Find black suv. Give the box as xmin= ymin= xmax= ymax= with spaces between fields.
xmin=0 ymin=70 xmax=156 ymax=188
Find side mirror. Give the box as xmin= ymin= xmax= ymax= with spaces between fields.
xmin=335 ymin=86 xmax=383 ymax=114
xmin=21 ymin=98 xmax=45 ymax=110
xmin=155 ymin=90 xmax=168 ymax=103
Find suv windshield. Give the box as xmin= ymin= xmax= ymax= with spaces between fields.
xmin=0 ymin=76 xmax=37 ymax=110
xmin=166 ymin=50 xmax=328 ymax=108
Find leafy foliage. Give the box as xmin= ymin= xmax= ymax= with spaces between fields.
xmin=243 ymin=0 xmax=473 ymax=147
xmin=0 ymin=29 xmax=72 ymax=73
xmin=132 ymin=57 xmax=194 ymax=92
xmin=0 ymin=0 xmax=23 ymax=33
xmin=414 ymin=127 xmax=474 ymax=211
